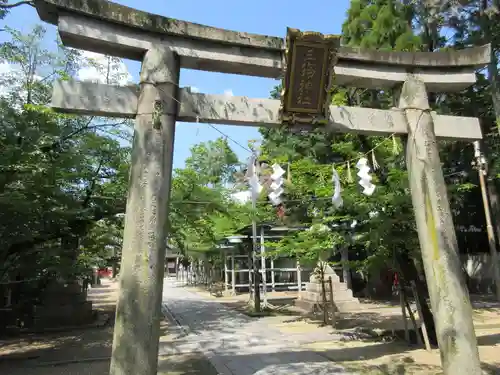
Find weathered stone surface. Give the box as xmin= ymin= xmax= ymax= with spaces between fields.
xmin=52 ymin=80 xmax=484 ymax=140
xmin=296 ymin=269 xmax=360 ymax=314
xmin=33 ymin=301 xmax=93 ymax=328
xmin=52 ymin=80 xmax=139 ymax=118
xmin=334 ymin=63 xmax=477 ymax=91
xmin=57 ymin=14 xmax=482 ymax=89
xmin=32 ymin=282 xmax=94 ymax=329
xmin=403 ymin=76 xmax=482 ymax=374
xmin=109 ymin=48 xmax=178 ymax=375
xmin=338 ymin=44 xmax=490 ymax=68
xmin=58 ymin=14 xmax=283 ymax=77
xmin=36 ymin=0 xmax=490 ymax=68
xmin=35 ymin=0 xmax=284 ymax=51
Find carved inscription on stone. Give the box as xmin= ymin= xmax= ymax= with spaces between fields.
xmin=288 ymin=43 xmax=327 ymax=113
xmin=280 ymin=28 xmax=340 ymax=126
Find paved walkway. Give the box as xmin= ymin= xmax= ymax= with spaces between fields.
xmin=161 ymin=278 xmax=355 ymax=375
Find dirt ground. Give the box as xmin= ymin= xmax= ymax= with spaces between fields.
xmin=304 ymin=331 xmax=500 ymax=375
xmin=0 ymin=279 xmax=218 ymax=375
xmin=188 ymin=285 xmax=500 ymax=375
xmin=2 ymin=281 xmax=499 ymax=375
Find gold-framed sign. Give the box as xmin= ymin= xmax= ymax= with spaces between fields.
xmin=280 ymin=28 xmax=340 ymax=127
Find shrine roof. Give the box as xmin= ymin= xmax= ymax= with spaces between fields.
xmin=35 ymin=0 xmax=490 ymax=67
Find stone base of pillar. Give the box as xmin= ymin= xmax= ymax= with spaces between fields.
xmin=33 ymin=281 xmax=94 ymax=329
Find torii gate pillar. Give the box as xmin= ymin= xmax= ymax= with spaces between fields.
xmin=402 ymin=76 xmax=480 ymax=374
xmin=110 ymin=47 xmax=178 ymax=375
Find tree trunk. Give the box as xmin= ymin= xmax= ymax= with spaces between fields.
xmin=396 ymin=251 xmax=437 ymax=345
xmin=481 ymin=0 xmax=500 ymax=136
xmin=319 ymin=264 xmax=328 ymax=325
xmin=478 ymin=0 xmax=500 ymax=249
xmin=486 ymin=177 xmax=500 ymax=248
xmin=340 ymin=245 xmax=352 ymax=289
xmin=61 ymin=235 xmax=80 ymax=281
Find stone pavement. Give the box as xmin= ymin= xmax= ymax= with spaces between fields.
xmin=161 ymin=278 xmax=356 ymax=375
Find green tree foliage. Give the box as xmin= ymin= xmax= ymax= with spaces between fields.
xmin=443 ymin=1 xmax=500 ymax=250
xmin=169 ymin=137 xmax=254 ymax=253
xmin=0 ymin=25 xmax=131 ymax=282
xmin=342 ymin=0 xmax=420 ymax=51
xmin=185 ymin=137 xmax=241 ymax=186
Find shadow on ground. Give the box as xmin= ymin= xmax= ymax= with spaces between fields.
xmin=0 ymin=302 xmax=120 ymax=365
xmin=4 ymin=282 xmax=498 ymax=375
xmin=337 ymin=359 xmax=500 ymax=375
xmin=0 ymin=281 xmax=219 ymax=375
xmin=0 ymin=353 xmax=219 ymax=375
xmin=0 ymin=283 xmax=119 ymax=365
xmin=169 ymin=284 xmax=500 ymax=374
xmin=219 ymin=300 xmax=300 ymax=318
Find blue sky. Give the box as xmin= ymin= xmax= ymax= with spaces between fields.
xmin=2 ymin=0 xmax=350 ymax=169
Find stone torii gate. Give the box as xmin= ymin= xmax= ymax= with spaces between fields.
xmin=34 ymin=1 xmax=489 ymax=375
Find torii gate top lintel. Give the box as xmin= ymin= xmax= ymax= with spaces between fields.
xmin=42 ymin=0 xmax=489 ymax=141
xmin=35 ymin=0 xmax=490 ymax=70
